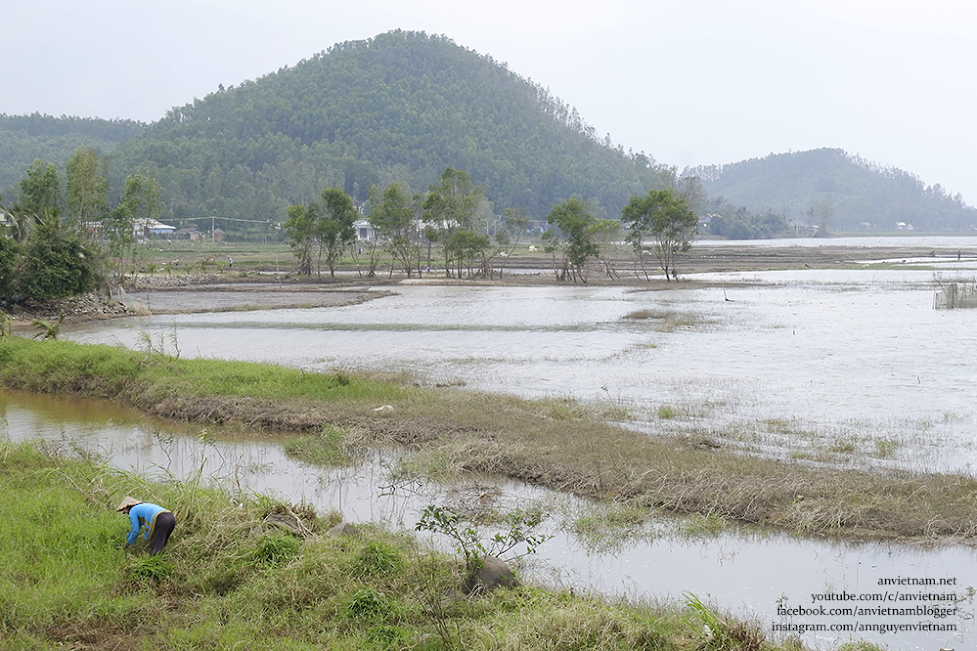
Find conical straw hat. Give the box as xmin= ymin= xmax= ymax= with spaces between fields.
xmin=116 ymin=496 xmax=143 ymax=511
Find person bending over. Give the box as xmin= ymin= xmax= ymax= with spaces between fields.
xmin=117 ymin=496 xmax=176 ymax=555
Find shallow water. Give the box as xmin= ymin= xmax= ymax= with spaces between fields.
xmin=2 ymin=390 xmax=973 ymax=651
xmin=23 ymin=242 xmax=977 ymax=648
xmin=65 ymin=266 xmax=977 ymax=474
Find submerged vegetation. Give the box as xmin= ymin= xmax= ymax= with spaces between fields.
xmin=2 ymin=440 xmax=848 ymax=651
xmin=3 ymin=334 xmax=977 ymax=544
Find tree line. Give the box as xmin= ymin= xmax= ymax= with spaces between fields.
xmin=284 ymin=167 xmax=698 ymax=285
xmin=0 ymin=148 xmax=163 ymax=301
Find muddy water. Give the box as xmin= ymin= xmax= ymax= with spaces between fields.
xmin=2 ymin=389 xmax=973 ymax=651
xmin=66 ymin=267 xmax=976 ymax=474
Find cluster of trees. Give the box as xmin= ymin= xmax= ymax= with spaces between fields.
xmin=0 ymin=148 xmax=163 ymax=299
xmin=693 ymin=148 xmax=977 ymax=232
xmin=286 ymin=167 xmax=513 ymax=280
xmin=284 ymin=167 xmax=699 ymax=285
xmin=701 ymin=198 xmax=796 ymax=239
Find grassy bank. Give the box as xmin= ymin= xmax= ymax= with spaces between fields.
xmin=2 ymin=335 xmax=977 ymax=543
xmin=1 ymin=440 xmax=855 ymax=651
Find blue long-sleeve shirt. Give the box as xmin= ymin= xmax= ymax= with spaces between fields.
xmin=126 ymin=502 xmax=170 ymax=546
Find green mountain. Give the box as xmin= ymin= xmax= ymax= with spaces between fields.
xmin=691 ymin=148 xmax=976 ymax=233
xmin=103 ymin=30 xmax=663 ymax=227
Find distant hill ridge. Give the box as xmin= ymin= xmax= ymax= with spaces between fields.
xmin=691 ymin=148 xmax=975 ymax=232
xmin=1 ymin=31 xmax=973 ymax=233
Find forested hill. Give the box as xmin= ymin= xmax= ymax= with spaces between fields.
xmin=691 ymin=149 xmax=976 ymax=232
xmin=104 ymin=30 xmax=663 ymax=223
xmin=0 ymin=114 xmax=145 ymax=201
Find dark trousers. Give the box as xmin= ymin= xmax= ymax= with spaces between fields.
xmin=150 ymin=511 xmax=176 ymax=555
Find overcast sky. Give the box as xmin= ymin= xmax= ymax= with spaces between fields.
xmin=6 ymin=0 xmax=976 ymax=205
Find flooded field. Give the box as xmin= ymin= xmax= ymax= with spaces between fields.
xmin=66 ymin=265 xmax=977 ymax=475
xmin=11 ymin=237 xmax=977 ymax=650
xmin=2 ymin=389 xmax=973 ymax=651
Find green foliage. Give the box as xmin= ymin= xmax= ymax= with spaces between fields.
xmin=0 ymin=114 xmax=143 ymax=205
xmin=0 ymin=441 xmax=814 ymax=651
xmin=423 ymin=167 xmax=487 ymax=276
xmin=0 ymin=443 xmax=139 ymax=636
xmin=1 ymin=30 xmax=663 ymax=234
xmin=31 ymin=312 xmax=65 ymax=340
xmin=0 ymin=157 xmax=107 ymax=300
xmin=368 ymin=182 xmax=423 ymax=277
xmin=284 ymin=187 xmax=358 ymax=276
xmin=351 ymin=542 xmax=403 ymax=577
xmin=127 ymin=555 xmax=175 ymax=582
xmin=283 ymin=425 xmax=350 ymax=466
xmin=0 ymin=335 xmax=409 ymax=407
xmin=0 ymin=235 xmax=23 ymax=296
xmin=706 ymin=202 xmax=794 ymax=239
xmin=250 ymin=533 xmax=301 ymax=567
xmin=65 ymin=147 xmax=110 ymax=227
xmin=17 ymin=159 xmax=62 ymax=222
xmin=318 ymin=187 xmax=359 ymax=276
xmin=19 ymin=220 xmax=104 ymax=299
xmin=345 ymin=587 xmax=400 ymax=622
xmin=104 ymin=171 xmax=162 ymax=284
xmin=685 ymin=592 xmax=764 ymax=651
xmin=621 ymin=188 xmax=697 ymax=281
xmin=415 ymin=505 xmax=551 ymax=575
xmin=283 ymin=202 xmax=317 ymax=274
xmin=657 ymin=405 xmax=677 ymax=420
xmin=543 ymin=197 xmax=601 ymax=282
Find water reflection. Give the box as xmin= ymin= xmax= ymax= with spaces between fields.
xmin=2 ymin=390 xmax=973 ymax=651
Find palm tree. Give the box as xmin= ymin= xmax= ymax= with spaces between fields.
xmin=32 ymin=312 xmax=66 ymax=340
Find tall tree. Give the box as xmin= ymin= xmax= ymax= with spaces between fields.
xmin=65 ymin=148 xmax=109 ymax=231
xmin=422 ymin=168 xmax=484 ymax=277
xmin=105 ymin=172 xmax=162 ymax=284
xmin=543 ymin=197 xmax=600 ymax=283
xmin=808 ymin=196 xmax=835 ymax=237
xmin=493 ymin=207 xmax=529 ymax=276
xmin=0 ymin=235 xmax=22 ymax=297
xmin=368 ymin=182 xmax=422 ymax=278
xmin=621 ymin=189 xmax=698 ymax=281
xmin=284 ymin=202 xmax=318 ymax=276
xmin=317 ymin=188 xmax=359 ymax=277
xmin=16 ymin=159 xmax=62 ymax=233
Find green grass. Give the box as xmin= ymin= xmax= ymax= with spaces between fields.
xmin=0 ymin=335 xmax=409 ymax=404
xmin=1 ymin=440 xmax=838 ymax=651
xmin=283 ymin=425 xmax=353 ymax=466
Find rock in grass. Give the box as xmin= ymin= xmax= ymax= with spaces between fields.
xmin=465 ymin=555 xmax=520 ymax=595
xmin=326 ymin=522 xmax=361 ymax=538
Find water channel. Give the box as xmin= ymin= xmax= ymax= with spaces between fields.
xmin=9 ymin=237 xmax=977 ymax=650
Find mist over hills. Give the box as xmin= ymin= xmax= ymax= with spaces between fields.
xmin=1 ymin=30 xmax=974 ymax=233
xmin=692 ymin=149 xmax=976 ymax=232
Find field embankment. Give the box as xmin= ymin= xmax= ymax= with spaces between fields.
xmin=2 ymin=335 xmax=976 ymax=544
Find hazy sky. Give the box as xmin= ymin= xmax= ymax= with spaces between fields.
xmin=7 ymin=0 xmax=976 ymax=205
